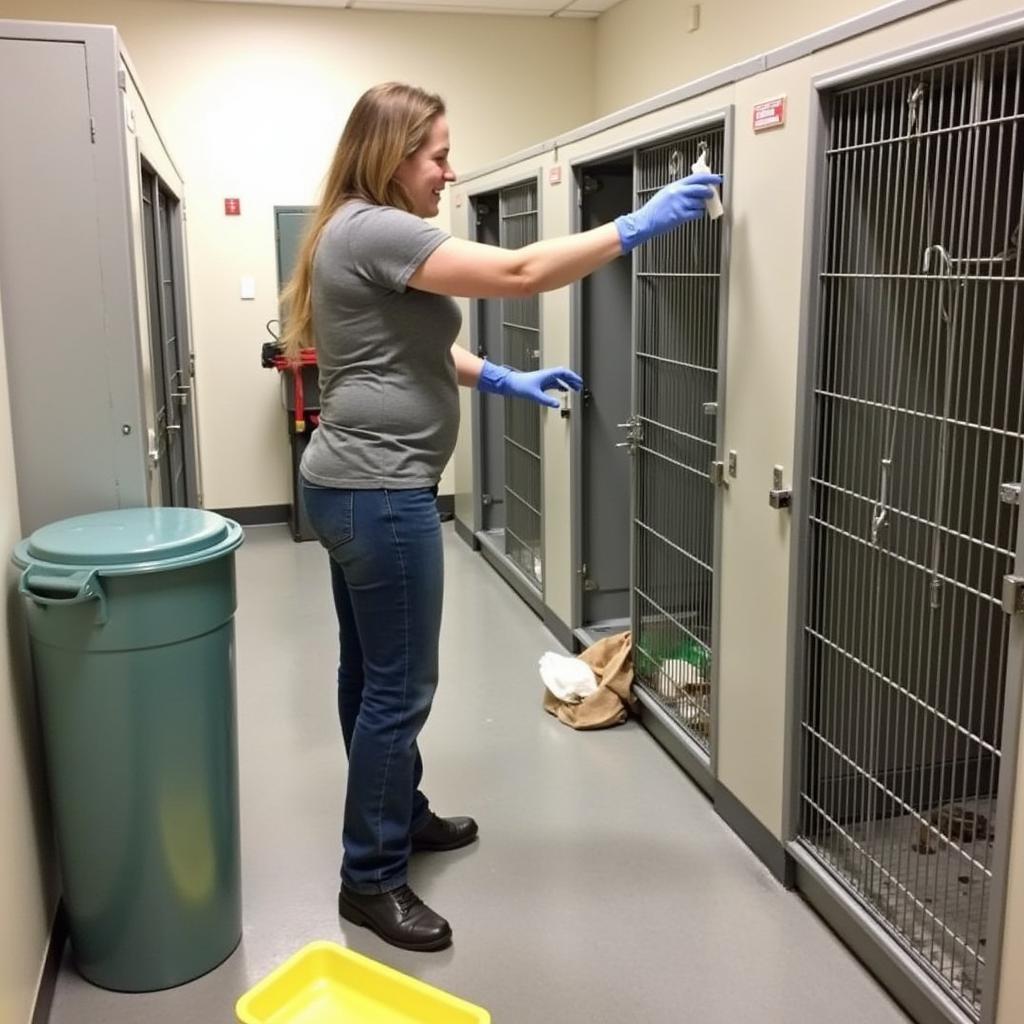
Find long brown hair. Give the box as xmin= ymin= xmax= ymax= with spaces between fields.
xmin=280 ymin=82 xmax=446 ymax=359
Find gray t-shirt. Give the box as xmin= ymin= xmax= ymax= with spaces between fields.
xmin=300 ymin=200 xmax=462 ymax=489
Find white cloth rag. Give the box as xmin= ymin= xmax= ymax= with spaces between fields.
xmin=538 ymin=652 xmax=598 ymax=704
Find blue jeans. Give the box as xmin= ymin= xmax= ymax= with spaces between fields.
xmin=301 ymin=483 xmax=443 ymax=894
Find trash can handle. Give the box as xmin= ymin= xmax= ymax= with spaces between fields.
xmin=19 ymin=567 xmax=108 ymax=625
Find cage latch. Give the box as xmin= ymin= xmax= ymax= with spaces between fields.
xmin=1000 ymin=482 xmax=1021 ymax=506
xmin=616 ymin=416 xmax=643 ymax=452
xmin=769 ymin=465 xmax=791 ymax=509
xmin=1002 ymin=576 xmax=1024 ymax=616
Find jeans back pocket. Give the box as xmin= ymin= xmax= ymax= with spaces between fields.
xmin=301 ymin=483 xmax=355 ymax=551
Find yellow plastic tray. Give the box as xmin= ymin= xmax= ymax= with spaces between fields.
xmin=235 ymin=941 xmax=491 ymax=1024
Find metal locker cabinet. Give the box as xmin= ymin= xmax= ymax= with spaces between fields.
xmin=0 ymin=20 xmax=200 ymax=534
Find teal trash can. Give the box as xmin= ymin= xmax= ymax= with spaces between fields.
xmin=12 ymin=507 xmax=245 ymax=992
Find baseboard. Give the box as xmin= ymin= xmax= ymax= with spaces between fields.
xmin=714 ymin=781 xmax=795 ymax=888
xmin=634 ymin=687 xmax=715 ymax=799
xmin=212 ymin=504 xmax=289 ymax=526
xmin=454 ymin=517 xmax=478 ymax=550
xmin=33 ymin=902 xmax=67 ymax=1024
xmin=477 ymin=532 xmax=545 ymax=620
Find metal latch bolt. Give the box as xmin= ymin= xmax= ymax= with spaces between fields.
xmin=1000 ymin=482 xmax=1021 ymax=505
xmin=709 ymin=461 xmax=728 ymax=487
xmin=616 ymin=416 xmax=643 ymax=452
xmin=1003 ymin=576 xmax=1024 ymax=615
xmin=769 ymin=465 xmax=792 ymax=509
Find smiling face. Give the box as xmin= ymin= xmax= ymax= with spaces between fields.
xmin=393 ymin=115 xmax=456 ymax=218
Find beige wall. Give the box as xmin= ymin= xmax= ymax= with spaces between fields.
xmin=593 ymin=0 xmax=927 ymax=115
xmin=0 ymin=286 xmax=57 ymax=1024
xmin=0 ymin=0 xmax=595 ymax=508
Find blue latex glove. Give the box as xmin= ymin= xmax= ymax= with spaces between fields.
xmin=615 ymin=172 xmax=723 ymax=254
xmin=478 ymin=360 xmax=583 ymax=409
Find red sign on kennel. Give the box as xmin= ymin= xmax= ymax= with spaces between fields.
xmin=753 ymin=97 xmax=787 ymax=132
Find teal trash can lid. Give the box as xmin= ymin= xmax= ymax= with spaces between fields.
xmin=13 ymin=508 xmax=243 ymax=576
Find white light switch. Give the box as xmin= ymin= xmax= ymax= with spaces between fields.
xmin=240 ymin=275 xmax=255 ymax=300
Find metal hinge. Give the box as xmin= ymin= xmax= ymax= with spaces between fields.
xmin=118 ymin=68 xmax=127 ymax=91
xmin=616 ymin=415 xmax=643 ymax=453
xmin=1000 ymin=482 xmax=1021 ymax=505
xmin=89 ymin=117 xmax=96 ymax=143
xmin=1003 ymin=576 xmax=1024 ymax=615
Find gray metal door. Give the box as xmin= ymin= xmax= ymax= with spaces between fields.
xmin=630 ymin=128 xmax=727 ymax=756
xmin=499 ymin=181 xmax=543 ymax=589
xmin=580 ymin=167 xmax=633 ymax=627
xmin=796 ymin=40 xmax=1024 ymax=1021
xmin=140 ymin=165 xmax=197 ymax=507
xmin=275 ymin=207 xmax=314 ymax=310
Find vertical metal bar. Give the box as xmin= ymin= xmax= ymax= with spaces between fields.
xmin=905 ymin=61 xmax=942 ymax=950
xmin=887 ymin=73 xmax=920 ymax=942
xmin=862 ymin=79 xmax=887 ymax=901
xmin=830 ymin=77 xmax=858 ymax=876
xmin=949 ymin=56 xmax=992 ymax=1000
xmin=906 ymin=59 xmax=944 ymax=960
xmin=846 ymin=76 xmax=874 ymax=898
xmin=930 ymin=62 xmax=969 ymax=990
xmin=873 ymin=73 xmax=902 ymax=913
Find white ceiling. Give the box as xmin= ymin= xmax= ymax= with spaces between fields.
xmin=193 ymin=0 xmax=622 ymax=18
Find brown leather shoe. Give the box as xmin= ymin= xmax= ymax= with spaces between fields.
xmin=339 ymin=884 xmax=451 ymax=952
xmin=411 ymin=813 xmax=479 ymax=853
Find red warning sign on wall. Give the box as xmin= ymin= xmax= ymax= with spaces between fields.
xmin=224 ymin=198 xmax=241 ymax=216
xmin=753 ymin=97 xmax=786 ymax=133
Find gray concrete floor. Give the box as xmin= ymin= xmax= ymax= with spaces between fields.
xmin=47 ymin=524 xmax=911 ymax=1024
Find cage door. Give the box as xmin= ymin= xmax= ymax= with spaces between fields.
xmin=630 ymin=128 xmax=726 ymax=755
xmin=499 ymin=181 xmax=543 ymax=588
xmin=797 ymin=40 xmax=1024 ymax=1019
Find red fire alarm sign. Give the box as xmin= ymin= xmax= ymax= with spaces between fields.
xmin=753 ymin=97 xmax=786 ymax=133
xmin=224 ymin=198 xmax=241 ymax=215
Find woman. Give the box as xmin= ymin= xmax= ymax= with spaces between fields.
xmin=282 ymin=82 xmax=720 ymax=953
